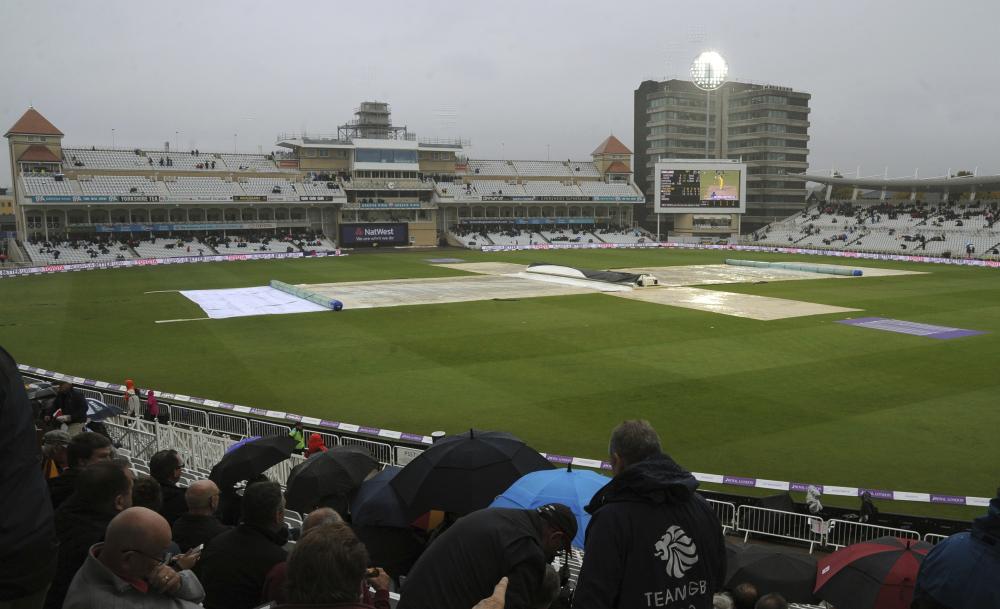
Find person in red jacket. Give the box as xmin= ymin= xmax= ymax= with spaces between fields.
xmin=304 ymin=433 xmax=328 ymax=458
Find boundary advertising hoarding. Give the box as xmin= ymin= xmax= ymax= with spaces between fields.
xmin=339 ymin=223 xmax=409 ymax=246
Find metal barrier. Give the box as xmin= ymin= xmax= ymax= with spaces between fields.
xmin=105 ymin=420 xmax=158 ymax=461
xmin=167 ymin=404 xmax=209 ymax=429
xmin=339 ymin=436 xmax=393 ymax=466
xmin=825 ymin=519 xmax=921 ymax=549
xmin=161 ymin=425 xmax=231 ymax=473
xmin=266 ymin=453 xmax=307 ymax=486
xmin=923 ymin=533 xmax=950 ymax=545
xmin=208 ymin=412 xmax=250 ymax=438
xmin=736 ymin=505 xmax=825 ymax=553
xmin=394 ymin=445 xmax=424 ymax=467
xmin=707 ymin=499 xmax=737 ymax=533
xmin=249 ymin=419 xmax=291 ymax=440
xmin=102 ymin=392 xmax=129 ymax=415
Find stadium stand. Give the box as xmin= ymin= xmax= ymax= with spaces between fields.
xmin=511 ymin=160 xmax=573 ymax=177
xmin=539 ymin=228 xmax=598 ymax=243
xmin=522 ymin=181 xmax=583 ymax=197
xmin=297 ymin=180 xmax=344 ymax=196
xmin=567 ymin=161 xmax=602 ymax=177
xmin=22 ymin=237 xmax=134 ymax=264
xmin=239 ymin=178 xmax=296 ymax=196
xmin=594 ymin=225 xmax=654 ymax=244
xmin=62 ymin=148 xmax=149 ymax=170
xmin=77 ymin=175 xmax=166 ymax=196
xmin=485 ymin=228 xmax=544 ymax=246
xmin=448 ymin=225 xmax=494 ymax=248
xmin=163 ymin=177 xmax=244 ymax=198
xmin=21 ymin=175 xmax=75 ymax=196
xmin=468 ymin=159 xmax=516 ymax=176
xmin=746 ymin=200 xmax=1000 ymax=258
xmin=132 ymin=237 xmax=212 ymax=258
xmin=146 ymin=151 xmax=222 ymax=170
xmin=219 ymin=153 xmax=287 ymax=172
xmin=577 ymin=181 xmax=642 ymax=198
xmin=470 ymin=180 xmax=527 ymax=196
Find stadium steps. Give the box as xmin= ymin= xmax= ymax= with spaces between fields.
xmin=199 ymin=239 xmax=220 ymax=254
xmin=792 ymin=233 xmax=812 ymax=244
xmin=844 ymin=233 xmax=866 ymax=248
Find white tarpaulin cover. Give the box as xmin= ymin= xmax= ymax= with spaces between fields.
xmin=179 ymin=287 xmax=329 ymax=319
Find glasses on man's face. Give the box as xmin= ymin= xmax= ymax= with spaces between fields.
xmin=175 ymin=462 xmax=185 ymax=471
xmin=126 ymin=548 xmax=171 ymax=568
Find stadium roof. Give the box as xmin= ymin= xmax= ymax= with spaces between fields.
xmin=5 ymin=107 xmax=63 ymax=137
xmin=605 ymin=161 xmax=631 ymax=173
xmin=800 ymin=172 xmax=1000 ymax=192
xmin=17 ymin=144 xmax=61 ymax=162
xmin=592 ymin=135 xmax=630 ymax=156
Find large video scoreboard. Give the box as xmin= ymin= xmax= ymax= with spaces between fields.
xmin=654 ymin=160 xmax=747 ymax=214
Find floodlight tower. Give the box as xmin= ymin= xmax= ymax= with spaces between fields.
xmin=690 ymin=50 xmax=728 ymax=159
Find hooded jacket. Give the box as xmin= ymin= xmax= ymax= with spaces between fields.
xmin=574 ymin=454 xmax=726 ymax=609
xmin=304 ymin=433 xmax=328 ymax=457
xmin=913 ymin=493 xmax=1000 ymax=609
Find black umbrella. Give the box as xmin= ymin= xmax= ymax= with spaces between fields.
xmin=390 ymin=429 xmax=554 ymax=519
xmin=209 ymin=434 xmax=296 ymax=488
xmin=284 ymin=445 xmax=379 ymax=514
xmin=351 ymin=466 xmax=410 ymax=528
xmin=726 ymin=542 xmax=818 ymax=603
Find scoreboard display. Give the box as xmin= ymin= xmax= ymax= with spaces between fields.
xmin=654 ymin=160 xmax=746 ymax=214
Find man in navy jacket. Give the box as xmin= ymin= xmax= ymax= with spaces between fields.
xmin=574 ymin=420 xmax=725 ymax=609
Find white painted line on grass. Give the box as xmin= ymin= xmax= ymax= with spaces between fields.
xmin=155 ymin=317 xmax=211 ymax=324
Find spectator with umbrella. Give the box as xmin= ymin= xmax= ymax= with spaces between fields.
xmin=350 ymin=466 xmax=427 ymax=583
xmin=284 ymin=445 xmax=379 ymax=517
xmin=724 ymin=543 xmax=817 ymax=604
xmin=490 ymin=464 xmax=609 ymax=550
xmin=390 ymin=429 xmax=553 ymax=520
xmin=814 ymin=536 xmax=932 ymax=609
xmin=209 ymin=435 xmax=296 ymax=490
xmin=912 ymin=487 xmax=1000 ymax=609
xmin=50 ymin=382 xmax=88 ymax=436
xmin=397 ymin=503 xmax=576 ymax=609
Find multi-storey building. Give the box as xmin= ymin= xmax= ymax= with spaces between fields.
xmin=634 ymin=79 xmax=810 ymax=231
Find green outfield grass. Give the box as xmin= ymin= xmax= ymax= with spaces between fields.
xmin=2 ymin=248 xmax=997 ymax=520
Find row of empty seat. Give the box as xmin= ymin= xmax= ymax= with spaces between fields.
xmin=62 ymin=148 xmax=289 ymax=172
xmin=21 ymin=175 xmax=344 ymax=199
xmin=467 ymin=159 xmax=604 ymax=178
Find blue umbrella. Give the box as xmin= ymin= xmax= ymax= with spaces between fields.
xmin=490 ymin=466 xmax=610 ymax=549
xmin=226 ymin=435 xmax=261 ymax=453
xmin=350 ymin=466 xmax=409 ymax=528
xmin=85 ymin=397 xmax=123 ymax=421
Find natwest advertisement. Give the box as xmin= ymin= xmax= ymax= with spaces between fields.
xmin=339 ymin=223 xmax=408 ymax=246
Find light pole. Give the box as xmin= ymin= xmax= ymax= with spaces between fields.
xmin=690 ymin=50 xmax=728 ymax=159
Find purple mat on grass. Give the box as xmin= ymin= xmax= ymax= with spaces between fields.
xmin=837 ymin=317 xmax=985 ymax=339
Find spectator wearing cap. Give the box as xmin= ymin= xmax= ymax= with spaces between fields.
xmin=41 ymin=430 xmax=71 ymax=480
xmin=575 ymin=420 xmax=726 ymax=609
xmin=397 ymin=504 xmax=576 ymax=609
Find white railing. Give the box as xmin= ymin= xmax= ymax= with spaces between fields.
xmin=340 ymin=436 xmax=393 ymax=466
xmin=207 ymin=411 xmax=250 ymax=437
xmin=824 ymin=519 xmax=922 ymax=549
xmin=707 ymin=499 xmax=737 ymax=533
xmin=736 ymin=504 xmax=826 ymax=553
xmin=923 ymin=532 xmax=950 ymax=545
xmin=104 ymin=420 xmax=158 ymax=461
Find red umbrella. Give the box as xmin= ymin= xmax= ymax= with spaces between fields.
xmin=815 ymin=536 xmax=932 ymax=609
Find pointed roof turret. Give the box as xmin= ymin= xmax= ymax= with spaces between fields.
xmin=591 ymin=135 xmax=631 ymax=156
xmin=5 ymin=107 xmax=63 ymax=137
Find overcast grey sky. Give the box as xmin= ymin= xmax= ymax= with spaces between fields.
xmin=2 ymin=0 xmax=998 ymax=187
